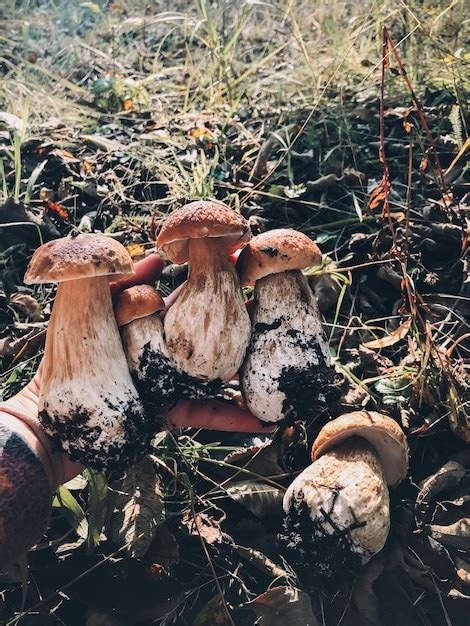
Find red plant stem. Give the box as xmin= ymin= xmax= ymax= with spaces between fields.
xmin=383 ymin=27 xmax=448 ymax=200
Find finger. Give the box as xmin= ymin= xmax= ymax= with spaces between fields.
xmin=229 ymin=250 xmax=241 ymax=265
xmin=164 ymin=399 xmax=276 ymax=433
xmin=110 ymin=254 xmax=163 ymax=296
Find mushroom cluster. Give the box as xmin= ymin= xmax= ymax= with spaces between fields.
xmin=22 ymin=201 xmax=344 ymax=473
xmin=24 ymin=233 xmax=151 ymax=471
xmin=279 ymin=411 xmax=409 ymax=587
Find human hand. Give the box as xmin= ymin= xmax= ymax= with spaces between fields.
xmin=0 ymin=252 xmax=271 ymax=566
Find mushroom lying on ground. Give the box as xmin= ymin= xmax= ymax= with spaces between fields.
xmin=156 ymin=200 xmax=252 ymax=383
xmin=237 ymin=228 xmax=341 ymax=423
xmin=279 ymin=411 xmax=409 ymax=587
xmin=117 ymin=284 xmax=179 ymax=415
xmin=24 ymin=233 xmax=151 ymax=471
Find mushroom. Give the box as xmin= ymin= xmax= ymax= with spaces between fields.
xmin=24 ymin=233 xmax=151 ymax=471
xmin=279 ymin=411 xmax=409 ymax=586
xmin=156 ymin=200 xmax=252 ymax=382
xmin=237 ymin=228 xmax=341 ymax=423
xmin=116 ymin=285 xmax=179 ymax=415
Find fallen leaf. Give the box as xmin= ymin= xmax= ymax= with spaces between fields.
xmin=80 ymin=134 xmax=126 ymax=152
xmin=190 ymin=127 xmax=213 ymax=141
xmin=415 ymin=461 xmax=466 ymax=526
xmin=362 ymin=318 xmax=412 ymax=350
xmin=455 ymin=556 xmax=470 ymax=587
xmin=0 ymin=112 xmax=24 ymax=133
xmin=245 ymin=586 xmax=319 ymax=626
xmin=429 ymin=519 xmax=470 ymax=551
xmin=9 ymin=293 xmax=42 ymax=321
xmin=225 ymin=481 xmax=284 ymax=518
xmin=353 ymin=556 xmax=385 ymax=626
xmin=126 ymin=243 xmax=146 ymax=258
xmin=234 ymin=544 xmax=289 ymax=579
xmin=182 ymin=512 xmax=222 ymax=545
xmin=106 ymin=457 xmax=163 ymax=558
xmin=193 ymin=596 xmax=232 ymax=626
xmin=146 ymin=524 xmax=180 ymax=569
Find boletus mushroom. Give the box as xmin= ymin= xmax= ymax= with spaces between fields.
xmin=156 ymin=200 xmax=252 ymax=382
xmin=24 ymin=233 xmax=151 ymax=471
xmin=279 ymin=411 xmax=409 ymax=587
xmin=117 ymin=285 xmax=180 ymax=414
xmin=237 ymin=228 xmax=341 ymax=423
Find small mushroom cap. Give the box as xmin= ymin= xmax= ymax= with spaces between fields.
xmin=156 ymin=200 xmax=251 ymax=264
xmin=312 ymin=411 xmax=409 ymax=487
xmin=236 ymin=228 xmax=322 ymax=285
xmin=116 ymin=285 xmax=165 ymax=327
xmin=24 ymin=233 xmax=133 ymax=284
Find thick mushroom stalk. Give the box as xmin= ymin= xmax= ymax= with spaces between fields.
xmin=157 ymin=201 xmax=252 ymax=382
xmin=238 ymin=229 xmax=341 ymax=423
xmin=279 ymin=411 xmax=409 ymax=587
xmin=24 ymin=234 xmax=150 ymax=471
xmin=117 ymin=285 xmax=179 ymax=415
xmin=164 ymin=238 xmax=250 ymax=380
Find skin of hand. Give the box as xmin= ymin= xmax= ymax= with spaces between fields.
xmin=0 ymin=253 xmax=273 ymax=567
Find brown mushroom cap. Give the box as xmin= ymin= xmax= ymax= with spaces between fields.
xmin=156 ymin=200 xmax=251 ymax=264
xmin=24 ymin=233 xmax=133 ymax=284
xmin=116 ymin=285 xmax=165 ymax=327
xmin=312 ymin=411 xmax=409 ymax=487
xmin=236 ymin=228 xmax=322 ymax=285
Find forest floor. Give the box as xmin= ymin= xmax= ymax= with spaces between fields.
xmin=0 ymin=1 xmax=469 ymax=624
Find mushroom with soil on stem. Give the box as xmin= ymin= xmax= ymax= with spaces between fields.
xmin=156 ymin=200 xmax=252 ymax=384
xmin=279 ymin=411 xmax=409 ymax=588
xmin=237 ymin=228 xmax=342 ymax=423
xmin=24 ymin=233 xmax=151 ymax=471
xmin=116 ymin=284 xmax=180 ymax=414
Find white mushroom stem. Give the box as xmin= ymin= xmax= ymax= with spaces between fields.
xmin=241 ymin=269 xmax=332 ymax=422
xmin=283 ymin=437 xmax=390 ymax=566
xmin=164 ymin=238 xmax=251 ymax=380
xmin=40 ymin=276 xmax=146 ymax=468
xmin=121 ymin=314 xmax=169 ymax=374
xmin=121 ymin=314 xmax=180 ymax=412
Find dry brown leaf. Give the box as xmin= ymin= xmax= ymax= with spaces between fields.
xmin=429 ymin=519 xmax=470 ymax=551
xmin=246 ymin=586 xmax=319 ymax=626
xmin=106 ymin=457 xmax=163 ymax=558
xmin=362 ymin=319 xmax=412 ymax=350
xmin=126 ymin=243 xmax=146 ymax=258
xmin=182 ymin=512 xmax=223 ymax=545
xmin=9 ymin=293 xmax=42 ymax=321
